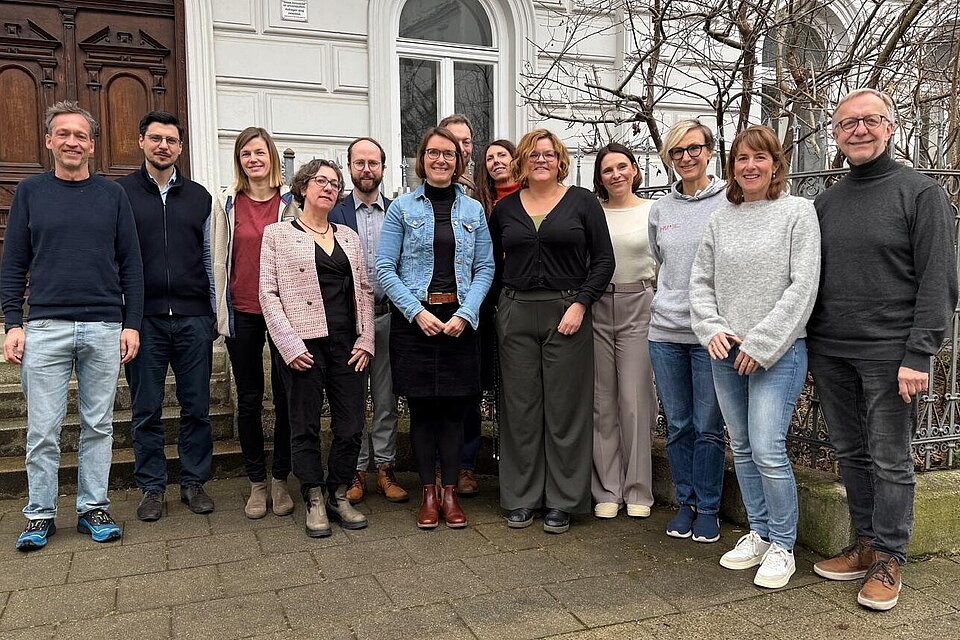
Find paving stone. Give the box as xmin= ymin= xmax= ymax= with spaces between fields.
xmin=922 ymin=581 xmax=960 ymax=609
xmin=168 ymin=531 xmax=261 ymax=569
xmin=0 ymin=579 xmax=117 ymax=630
xmin=256 ymin=522 xmax=350 ymax=555
xmin=207 ymin=507 xmax=296 ymax=533
xmin=545 ymin=536 xmax=648 ymax=578
xmin=55 ymin=607 xmax=171 ymax=639
xmin=341 ymin=509 xmax=423 ymax=543
xmin=810 ymin=579 xmax=956 ymax=629
xmin=119 ymin=513 xmax=211 ymax=544
xmin=544 ymin=573 xmax=677 ymax=626
xmin=165 ymin=483 xmax=245 ymax=516
xmin=246 ymin=626 xmax=354 ymax=640
xmin=890 ymin=611 xmax=960 ymax=640
xmin=452 ymin=586 xmax=584 ymax=640
xmin=762 ymin=607 xmax=887 ymax=639
xmin=397 ymin=527 xmax=499 ymax=565
xmin=474 ymin=520 xmax=566 ymax=552
xmin=543 ymin=622 xmax=654 ymax=639
xmin=630 ymin=557 xmax=773 ymax=611
xmin=571 ymin=512 xmax=656 ymax=541
xmin=903 ymin=556 xmax=960 ymax=589
xmin=69 ymin=541 xmax=167 ymax=582
xmin=720 ymin=587 xmax=838 ymax=626
xmin=312 ymin=537 xmax=416 ymax=580
xmin=637 ymin=605 xmax=769 ymax=639
xmin=0 ymin=552 xmax=70 ymax=590
xmin=0 ymin=625 xmax=57 ymax=640
xmin=118 ymin=565 xmax=221 ymax=612
xmin=376 ymin=559 xmax=490 ymax=608
xmin=173 ymin=592 xmax=287 ymax=639
xmin=356 ymin=602 xmax=473 ymax=640
xmin=219 ymin=551 xmax=323 ymax=596
xmin=458 ymin=494 xmax=507 ymax=525
xmin=281 ymin=574 xmax=392 ymax=627
xmin=464 ymin=547 xmax=579 ymax=591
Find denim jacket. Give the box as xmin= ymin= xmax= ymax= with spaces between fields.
xmin=376 ymin=183 xmax=494 ymax=329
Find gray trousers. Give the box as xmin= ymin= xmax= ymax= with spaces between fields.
xmin=497 ymin=289 xmax=594 ymax=514
xmin=357 ymin=312 xmax=399 ymax=468
xmin=591 ymin=285 xmax=657 ymax=507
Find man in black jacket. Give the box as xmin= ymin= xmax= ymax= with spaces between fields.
xmin=117 ymin=112 xmax=216 ymax=521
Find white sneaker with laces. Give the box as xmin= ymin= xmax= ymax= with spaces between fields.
xmin=753 ymin=543 xmax=796 ymax=588
xmin=719 ymin=531 xmax=771 ymax=570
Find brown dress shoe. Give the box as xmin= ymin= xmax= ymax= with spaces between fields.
xmin=377 ymin=464 xmax=409 ymax=503
xmin=858 ymin=554 xmax=902 ymax=611
xmin=440 ymin=485 xmax=467 ymax=528
xmin=814 ymin=537 xmax=877 ymax=580
xmin=457 ymin=469 xmax=478 ymax=496
xmin=345 ymin=471 xmax=366 ymax=504
xmin=417 ymin=485 xmax=439 ymax=529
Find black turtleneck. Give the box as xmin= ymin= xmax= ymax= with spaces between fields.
xmin=807 ymin=152 xmax=958 ymax=368
xmin=425 ymin=181 xmax=457 ymax=293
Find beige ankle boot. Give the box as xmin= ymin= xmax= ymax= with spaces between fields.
xmin=304 ymin=487 xmax=331 ymax=538
xmin=326 ymin=485 xmax=368 ymax=530
xmin=271 ymin=478 xmax=294 ymax=516
xmin=245 ymin=481 xmax=268 ymax=519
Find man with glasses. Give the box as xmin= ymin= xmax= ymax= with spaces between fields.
xmin=807 ymin=89 xmax=958 ymax=610
xmin=439 ymin=114 xmax=476 ymax=196
xmin=117 ymin=111 xmax=217 ymax=521
xmin=330 ymin=138 xmax=407 ymax=504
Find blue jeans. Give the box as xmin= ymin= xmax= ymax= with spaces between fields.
xmin=712 ymin=339 xmax=806 ymax=549
xmin=21 ymin=319 xmax=122 ymax=518
xmin=125 ymin=315 xmax=214 ymax=492
xmin=649 ymin=341 xmax=725 ymax=514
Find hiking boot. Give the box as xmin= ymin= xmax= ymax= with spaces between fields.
xmin=327 ymin=485 xmax=368 ymax=530
xmin=814 ymin=537 xmax=877 ymax=581
xmin=377 ymin=464 xmax=409 ymax=502
xmin=16 ymin=518 xmax=56 ymax=551
xmin=858 ymin=554 xmax=902 ymax=611
xmin=346 ymin=471 xmax=367 ymax=504
xmin=77 ymin=509 xmax=122 ymax=543
xmin=304 ymin=487 xmax=331 ymax=538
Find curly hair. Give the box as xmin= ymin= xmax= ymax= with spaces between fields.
xmin=289 ymin=158 xmax=345 ymax=210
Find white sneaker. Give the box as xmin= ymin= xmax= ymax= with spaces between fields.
xmin=719 ymin=531 xmax=771 ymax=570
xmin=626 ymin=504 xmax=651 ymax=518
xmin=753 ymin=543 xmax=796 ymax=588
xmin=593 ymin=502 xmax=621 ymax=518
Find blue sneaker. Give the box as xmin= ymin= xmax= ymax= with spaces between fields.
xmin=77 ymin=509 xmax=122 ymax=542
xmin=692 ymin=513 xmax=721 ymax=543
xmin=16 ymin=518 xmax=56 ymax=551
xmin=666 ymin=505 xmax=696 ymax=538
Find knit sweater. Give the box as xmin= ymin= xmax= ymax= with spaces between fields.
xmin=807 ymin=153 xmax=958 ymax=370
xmin=604 ymin=200 xmax=656 ymax=284
xmin=647 ymin=177 xmax=726 ymax=343
xmin=689 ymin=193 xmax=821 ymax=369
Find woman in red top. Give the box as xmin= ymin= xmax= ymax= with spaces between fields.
xmin=211 ymin=127 xmax=301 ymax=520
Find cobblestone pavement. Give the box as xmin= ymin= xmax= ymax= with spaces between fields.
xmin=0 ymin=474 xmax=958 ymax=639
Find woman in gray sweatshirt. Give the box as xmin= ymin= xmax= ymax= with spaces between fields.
xmin=690 ymin=125 xmax=820 ymax=590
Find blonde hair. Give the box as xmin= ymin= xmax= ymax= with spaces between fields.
xmin=660 ymin=119 xmax=714 ymax=169
xmin=231 ymin=127 xmax=283 ymax=194
xmin=511 ymin=128 xmax=570 ymax=188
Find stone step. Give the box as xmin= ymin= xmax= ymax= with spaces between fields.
xmin=0 ymin=405 xmax=236 ymax=458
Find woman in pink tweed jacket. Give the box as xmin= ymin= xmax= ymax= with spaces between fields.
xmin=259 ymin=158 xmax=375 ymax=538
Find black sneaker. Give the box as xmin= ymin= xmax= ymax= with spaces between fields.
xmin=543 ymin=509 xmax=570 ymax=534
xmin=180 ymin=485 xmax=215 ymax=514
xmin=77 ymin=509 xmax=122 ymax=542
xmin=137 ymin=490 xmax=164 ymax=522
xmin=16 ymin=518 xmax=56 ymax=551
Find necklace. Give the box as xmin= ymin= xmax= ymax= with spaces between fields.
xmin=300 ymin=219 xmax=331 ymax=237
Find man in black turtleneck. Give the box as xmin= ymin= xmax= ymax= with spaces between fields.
xmin=807 ymin=89 xmax=958 ymax=611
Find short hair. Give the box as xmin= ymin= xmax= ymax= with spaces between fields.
xmin=473 ymin=139 xmax=517 ymax=215
xmin=289 ymin=158 xmax=345 ymax=209
xmin=347 ymin=137 xmax=386 ymax=164
xmin=593 ymin=142 xmax=642 ymax=201
xmin=414 ymin=127 xmax=466 ymax=183
xmin=661 ymin=119 xmax=715 ymax=169
xmin=725 ymin=125 xmax=789 ymax=204
xmin=833 ymin=88 xmax=897 ymax=125
xmin=44 ymin=101 xmax=98 ymax=138
xmin=511 ymin=128 xmax=571 ymax=188
xmin=438 ymin=114 xmax=473 ymax=135
xmin=231 ymin=127 xmax=284 ymax=194
xmin=139 ymin=111 xmax=184 ymax=141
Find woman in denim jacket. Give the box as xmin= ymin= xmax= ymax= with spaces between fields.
xmin=376 ymin=126 xmax=494 ymax=530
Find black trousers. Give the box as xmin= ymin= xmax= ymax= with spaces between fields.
xmin=408 ymin=396 xmax=471 ymax=486
xmin=277 ymin=333 xmax=365 ymax=499
xmin=225 ymin=310 xmax=291 ymax=482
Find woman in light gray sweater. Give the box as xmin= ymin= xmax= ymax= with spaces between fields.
xmin=689 ymin=125 xmax=820 ymax=590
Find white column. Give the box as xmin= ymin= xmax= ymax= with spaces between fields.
xmin=184 ymin=0 xmax=221 ymax=191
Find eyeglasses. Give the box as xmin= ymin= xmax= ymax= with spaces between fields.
xmin=351 ymin=159 xmax=381 ymax=170
xmin=528 ymin=151 xmax=558 ymax=162
xmin=835 ymin=114 xmax=889 ymax=133
xmin=425 ymin=148 xmax=457 ymax=161
xmin=668 ymin=144 xmax=707 ymax=161
xmin=311 ymin=176 xmax=341 ymax=191
xmin=145 ymin=134 xmax=181 ymax=146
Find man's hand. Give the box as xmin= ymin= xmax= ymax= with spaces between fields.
xmin=120 ymin=329 xmax=140 ymax=364
xmin=4 ymin=327 xmax=25 ymax=364
xmin=898 ymin=366 xmax=928 ymax=403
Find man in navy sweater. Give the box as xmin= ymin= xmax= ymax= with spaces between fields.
xmin=1 ymin=102 xmax=144 ymax=550
xmin=808 ymin=89 xmax=958 ymax=610
xmin=117 ymin=112 xmax=216 ymax=522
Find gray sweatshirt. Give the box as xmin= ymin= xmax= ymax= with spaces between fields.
xmin=689 ymin=194 xmax=821 ymax=369
xmin=647 ymin=177 xmax=727 ymax=343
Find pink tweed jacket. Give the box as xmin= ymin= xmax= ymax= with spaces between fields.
xmin=259 ymin=220 xmax=375 ymax=364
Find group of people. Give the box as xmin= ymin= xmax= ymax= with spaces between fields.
xmin=1 ymin=87 xmax=955 ymax=614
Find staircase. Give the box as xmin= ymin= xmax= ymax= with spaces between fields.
xmin=0 ymin=337 xmax=245 ymax=498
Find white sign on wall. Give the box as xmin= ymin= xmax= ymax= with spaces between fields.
xmin=281 ymin=0 xmax=308 ymax=22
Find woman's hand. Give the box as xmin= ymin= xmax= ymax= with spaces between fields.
xmin=707 ymin=332 xmax=741 ymax=360
xmin=289 ymin=351 xmax=314 ymax=371
xmin=442 ymin=316 xmax=467 ymax=337
xmin=414 ymin=310 xmax=445 ymax=336
xmin=557 ymin=302 xmax=586 ymax=335
xmin=348 ymin=348 xmax=372 ymax=372
xmin=734 ymin=349 xmax=760 ymax=376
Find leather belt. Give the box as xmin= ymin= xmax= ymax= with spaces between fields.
xmin=426 ymin=292 xmax=457 ymax=305
xmin=605 ymin=280 xmax=655 ymax=294
xmin=374 ymin=302 xmax=390 ymax=315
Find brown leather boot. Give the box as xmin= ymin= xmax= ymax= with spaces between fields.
xmin=377 ymin=464 xmax=409 ymax=503
xmin=857 ymin=553 xmax=902 ymax=611
xmin=417 ymin=485 xmax=439 ymax=529
xmin=440 ymin=485 xmax=467 ymax=528
xmin=457 ymin=469 xmax=478 ymax=496
xmin=814 ymin=536 xmax=876 ymax=581
xmin=345 ymin=471 xmax=366 ymax=504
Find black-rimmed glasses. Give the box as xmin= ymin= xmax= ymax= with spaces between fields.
xmin=311 ymin=176 xmax=341 ymax=191
xmin=835 ymin=114 xmax=889 ymax=133
xmin=668 ymin=144 xmax=707 ymax=161
xmin=425 ymin=148 xmax=457 ymax=160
